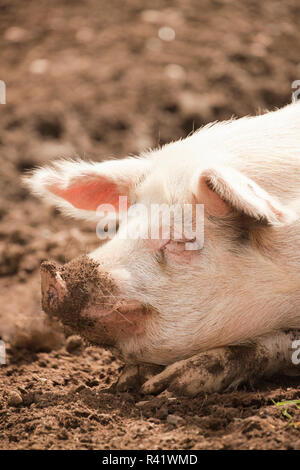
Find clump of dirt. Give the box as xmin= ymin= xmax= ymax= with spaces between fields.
xmin=0 ymin=0 xmax=300 ymax=450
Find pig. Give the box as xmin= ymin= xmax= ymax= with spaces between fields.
xmin=25 ymin=102 xmax=300 ymax=396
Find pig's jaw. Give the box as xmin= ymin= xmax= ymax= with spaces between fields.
xmin=40 ymin=256 xmax=153 ymax=349
xmin=72 ymin=301 xmax=151 ymax=348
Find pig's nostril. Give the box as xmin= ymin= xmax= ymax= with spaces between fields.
xmin=40 ymin=260 xmax=68 ymax=316
xmin=47 ymin=285 xmax=59 ymax=307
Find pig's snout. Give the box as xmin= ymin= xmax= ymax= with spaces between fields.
xmin=40 ymin=255 xmax=122 ymax=342
xmin=41 ymin=261 xmax=68 ymax=315
xmin=40 ymin=255 xmax=107 ymax=322
xmin=40 ymin=255 xmax=149 ymax=348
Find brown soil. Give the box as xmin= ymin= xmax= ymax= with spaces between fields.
xmin=0 ymin=0 xmax=299 ymax=450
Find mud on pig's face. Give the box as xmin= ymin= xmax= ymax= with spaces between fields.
xmin=40 ymin=254 xmax=151 ymax=348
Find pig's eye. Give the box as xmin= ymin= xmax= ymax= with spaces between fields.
xmin=155 ymin=248 xmax=166 ymax=265
xmin=163 ymin=239 xmax=196 ymax=254
xmin=155 ymin=240 xmax=184 ymax=263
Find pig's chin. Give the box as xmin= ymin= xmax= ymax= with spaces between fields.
xmin=65 ymin=302 xmax=150 ymax=347
xmin=40 ymin=256 xmax=151 ymax=348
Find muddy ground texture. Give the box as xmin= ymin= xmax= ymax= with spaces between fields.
xmin=0 ymin=0 xmax=300 ymax=450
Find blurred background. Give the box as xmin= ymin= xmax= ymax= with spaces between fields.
xmin=1 ymin=0 xmax=300 ymax=343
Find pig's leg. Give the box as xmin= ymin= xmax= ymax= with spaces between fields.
xmin=141 ymin=330 xmax=300 ymax=397
xmin=116 ymin=364 xmax=164 ymax=392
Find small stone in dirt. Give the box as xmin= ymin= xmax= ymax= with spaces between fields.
xmin=167 ymin=414 xmax=185 ymax=426
xmin=7 ymin=391 xmax=23 ymax=407
xmin=158 ymin=390 xmax=176 ymax=399
xmin=66 ymin=335 xmax=83 ymax=353
xmin=135 ymin=400 xmax=149 ymax=408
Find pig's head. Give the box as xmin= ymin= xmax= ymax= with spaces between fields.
xmin=26 ymin=127 xmax=298 ymax=365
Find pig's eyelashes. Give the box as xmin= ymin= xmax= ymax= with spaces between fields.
xmin=155 ymin=239 xmax=194 ymax=264
xmin=155 ymin=248 xmax=166 ymax=266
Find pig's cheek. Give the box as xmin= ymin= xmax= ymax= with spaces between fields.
xmin=109 ymin=267 xmax=137 ymax=297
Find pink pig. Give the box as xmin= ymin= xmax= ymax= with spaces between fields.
xmin=26 ymin=102 xmax=300 ymax=395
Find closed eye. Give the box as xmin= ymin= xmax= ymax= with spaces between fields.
xmin=155 ymin=247 xmax=166 ymax=265
xmin=155 ymin=238 xmax=195 ymax=265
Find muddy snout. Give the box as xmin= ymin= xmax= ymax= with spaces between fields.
xmin=40 ymin=255 xmax=115 ymax=328
xmin=40 ymin=255 xmax=147 ymax=347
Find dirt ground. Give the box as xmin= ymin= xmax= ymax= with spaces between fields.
xmin=0 ymin=0 xmax=300 ymax=450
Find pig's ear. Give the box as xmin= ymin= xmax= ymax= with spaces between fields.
xmin=24 ymin=158 xmax=150 ymax=221
xmin=192 ymin=166 xmax=296 ymax=226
